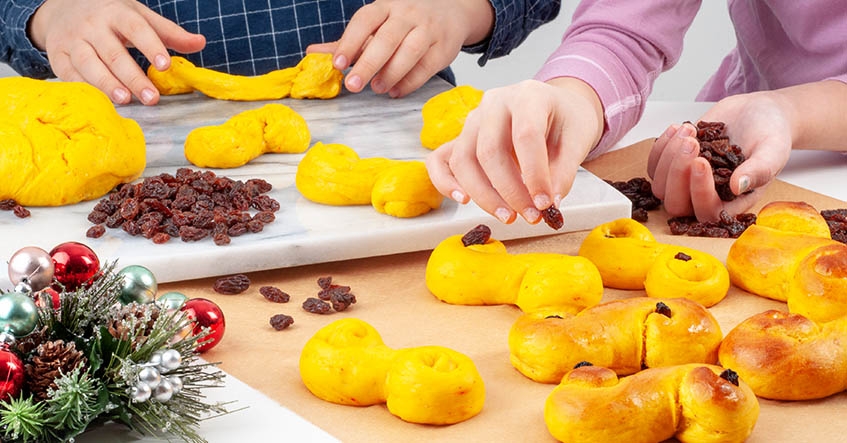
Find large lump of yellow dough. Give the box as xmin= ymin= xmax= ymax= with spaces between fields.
xmin=184 ymin=104 xmax=310 ymax=168
xmin=420 ymin=85 xmax=483 ymax=150
xmin=0 ymin=78 xmax=145 ymax=206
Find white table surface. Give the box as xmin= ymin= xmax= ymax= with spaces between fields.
xmin=30 ymin=99 xmax=847 ymax=442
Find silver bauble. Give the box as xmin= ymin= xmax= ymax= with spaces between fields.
xmin=168 ymin=375 xmax=183 ymax=394
xmin=117 ymin=265 xmax=158 ymax=304
xmin=152 ymin=378 xmax=174 ymax=402
xmin=131 ymin=383 xmax=152 ymax=403
xmin=159 ymin=349 xmax=182 ymax=372
xmin=7 ymin=247 xmax=54 ymax=293
xmin=138 ymin=366 xmax=162 ymax=389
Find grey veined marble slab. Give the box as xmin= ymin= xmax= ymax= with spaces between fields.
xmin=0 ymin=79 xmax=630 ymax=285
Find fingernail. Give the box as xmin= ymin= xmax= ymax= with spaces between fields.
xmin=522 ymin=207 xmax=541 ymax=224
xmin=693 ymin=161 xmax=707 ymax=176
xmin=738 ymin=175 xmax=751 ymax=193
xmin=451 ymin=190 xmax=466 ymax=203
xmin=112 ymin=88 xmax=130 ymax=103
xmin=371 ymin=78 xmax=385 ymax=93
xmin=154 ymin=54 xmax=169 ymax=70
xmin=334 ymin=54 xmax=348 ymax=70
xmin=682 ymin=140 xmax=696 ymax=155
xmin=347 ymin=75 xmax=363 ymax=91
xmin=388 ymin=87 xmax=400 ymax=98
xmin=661 ymin=125 xmax=677 ymax=138
xmin=553 ymin=194 xmax=563 ymax=207
xmin=141 ymin=88 xmax=156 ymax=104
xmin=533 ymin=193 xmax=551 ymax=210
xmin=494 ymin=207 xmax=512 ymax=223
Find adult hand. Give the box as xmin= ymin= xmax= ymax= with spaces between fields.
xmin=426 ymin=78 xmax=604 ymax=224
xmin=648 ymin=91 xmax=793 ymax=221
xmin=307 ymin=0 xmax=493 ymax=98
xmin=29 ymin=0 xmax=206 ymax=105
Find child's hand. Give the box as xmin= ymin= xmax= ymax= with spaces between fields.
xmin=29 ymin=0 xmax=206 ymax=105
xmin=307 ymin=0 xmax=494 ymax=98
xmin=648 ymin=91 xmax=793 ymax=221
xmin=425 ymin=78 xmax=604 ymax=224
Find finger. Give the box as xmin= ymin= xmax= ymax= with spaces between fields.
xmin=689 ymin=158 xmax=725 ymax=221
xmin=370 ymin=26 xmax=433 ymax=95
xmin=475 ymin=104 xmax=539 ymax=223
xmin=661 ymin=152 xmax=699 ymax=218
xmin=346 ymin=17 xmax=414 ymax=93
xmin=142 ymin=8 xmax=206 ymax=55
xmin=306 ymin=41 xmax=338 ymax=55
xmin=650 ymin=125 xmax=697 ymax=200
xmin=91 ymin=36 xmax=159 ymax=104
xmin=67 ymin=43 xmax=135 ymax=104
xmin=386 ymin=42 xmax=449 ymax=98
xmin=425 ymin=143 xmax=469 ymax=204
xmin=510 ymin=99 xmax=554 ymax=210
xmin=730 ymin=136 xmax=788 ymax=196
xmin=333 ymin=6 xmax=390 ymax=83
xmin=647 ymin=124 xmax=681 ymax=178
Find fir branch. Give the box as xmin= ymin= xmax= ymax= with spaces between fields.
xmin=45 ymin=366 xmax=100 ymax=435
xmin=0 ymin=396 xmax=49 ymax=442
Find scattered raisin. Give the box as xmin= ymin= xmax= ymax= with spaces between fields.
xmin=821 ymin=209 xmax=847 ymax=245
xmin=605 ymin=177 xmax=662 ymax=221
xmin=719 ymin=368 xmax=740 ymax=386
xmin=260 ymin=286 xmax=290 ymax=303
xmin=673 ymin=252 xmax=692 ymax=261
xmin=461 ymin=224 xmax=491 ymax=247
xmin=86 ymin=224 xmax=106 ymax=238
xmin=317 ymin=276 xmax=333 ymax=290
xmin=12 ymin=205 xmax=30 ymax=218
xmin=318 ymin=285 xmax=351 ymax=301
xmin=655 ymin=302 xmax=672 ymax=317
xmin=0 ymin=199 xmax=17 ymax=210
xmin=213 ymin=274 xmax=251 ymax=295
xmin=269 ymin=314 xmax=294 ymax=331
xmin=330 ymin=290 xmax=357 ymax=312
xmin=302 ymin=297 xmax=332 ymax=315
xmin=668 ymin=210 xmax=755 ymax=239
xmin=541 ymin=206 xmax=564 ymax=230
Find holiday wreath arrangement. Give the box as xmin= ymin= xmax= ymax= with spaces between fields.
xmin=0 ymin=241 xmax=229 ymax=443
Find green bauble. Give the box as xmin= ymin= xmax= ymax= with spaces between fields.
xmin=157 ymin=291 xmax=188 ymax=310
xmin=117 ymin=265 xmax=158 ymax=304
xmin=0 ymin=292 xmax=38 ymax=336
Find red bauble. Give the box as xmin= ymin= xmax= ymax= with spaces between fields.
xmin=0 ymin=347 xmax=24 ymax=402
xmin=50 ymin=242 xmax=100 ymax=291
xmin=181 ymin=298 xmax=226 ymax=353
xmin=35 ymin=288 xmax=61 ymax=310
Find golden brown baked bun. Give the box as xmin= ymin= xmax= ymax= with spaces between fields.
xmin=644 ymin=245 xmax=730 ymax=307
xmin=508 ymin=297 xmax=723 ymax=383
xmin=719 ymin=310 xmax=847 ymax=400
xmin=787 ymin=242 xmax=847 ymax=322
xmin=544 ymin=363 xmax=759 ymax=443
xmin=726 ymin=201 xmax=836 ymax=302
xmin=578 ymin=218 xmax=666 ymax=289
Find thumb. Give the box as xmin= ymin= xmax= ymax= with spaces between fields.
xmin=306 ymin=42 xmax=339 ymax=55
xmin=731 ymin=139 xmax=789 ymax=196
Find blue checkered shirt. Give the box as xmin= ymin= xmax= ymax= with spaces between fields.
xmin=1 ymin=0 xmax=560 ymax=84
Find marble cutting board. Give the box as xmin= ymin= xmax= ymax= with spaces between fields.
xmin=0 ymin=79 xmax=630 ymax=286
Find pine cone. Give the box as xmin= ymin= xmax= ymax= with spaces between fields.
xmin=25 ymin=340 xmax=87 ymax=401
xmin=107 ymin=303 xmax=161 ymax=348
xmin=14 ymin=326 xmax=49 ymax=356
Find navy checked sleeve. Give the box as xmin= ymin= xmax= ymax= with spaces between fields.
xmin=0 ymin=0 xmax=54 ymax=78
xmin=464 ymin=0 xmax=561 ymax=66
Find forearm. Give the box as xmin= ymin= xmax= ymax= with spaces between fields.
xmin=773 ymin=80 xmax=847 ymax=151
xmin=461 ymin=0 xmax=495 ymax=47
xmin=0 ymin=0 xmax=53 ymax=77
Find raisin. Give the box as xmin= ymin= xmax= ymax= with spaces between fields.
xmin=0 ymin=199 xmax=17 ymax=210
xmin=674 ymin=252 xmax=692 ymax=261
xmin=655 ymin=302 xmax=672 ymax=317
xmin=605 ymin=177 xmax=662 ymax=221
xmin=260 ymin=286 xmax=290 ymax=303
xmin=152 ymin=232 xmax=171 ymax=244
xmin=695 ymin=121 xmax=750 ymax=202
xmin=573 ymin=361 xmax=593 ymax=369
xmin=269 ymin=314 xmax=294 ymax=331
xmin=330 ymin=290 xmax=357 ymax=312
xmin=86 ymin=224 xmax=106 ymax=238
xmin=213 ymin=274 xmax=251 ymax=295
xmin=302 ymin=297 xmax=332 ymax=315
xmin=719 ymin=368 xmax=740 ymax=386
xmin=12 ymin=205 xmax=30 ymax=218
xmin=541 ymin=206 xmax=564 ymax=230
xmin=317 ymin=276 xmax=333 ymax=290
xmin=461 ymin=224 xmax=491 ymax=247
xmin=667 ymin=211 xmax=755 ymax=239
xmin=821 ymin=209 xmax=847 ymax=245
xmin=319 ymin=285 xmax=351 ymax=301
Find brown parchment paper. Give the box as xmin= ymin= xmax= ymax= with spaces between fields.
xmin=161 ymin=140 xmax=847 ymax=442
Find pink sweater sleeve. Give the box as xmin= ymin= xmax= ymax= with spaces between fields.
xmin=535 ymin=0 xmax=702 ymax=159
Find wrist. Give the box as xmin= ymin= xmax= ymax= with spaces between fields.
xmin=462 ymin=0 xmax=495 ymax=46
xmin=28 ymin=0 xmax=54 ymax=51
xmin=546 ymin=76 xmax=606 ymax=150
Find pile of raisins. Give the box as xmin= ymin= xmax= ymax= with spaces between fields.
xmin=695 ymin=121 xmax=749 ymax=202
xmin=821 ymin=209 xmax=847 ymax=244
xmin=0 ymin=199 xmax=30 ymax=218
xmin=308 ymin=276 xmax=357 ymax=313
xmin=668 ymin=210 xmax=756 ymax=238
xmin=605 ymin=177 xmax=662 ymax=222
xmin=85 ymin=168 xmax=279 ymax=245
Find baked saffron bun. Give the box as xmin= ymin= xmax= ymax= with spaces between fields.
xmin=508 ymin=297 xmax=722 ymax=383
xmin=719 ymin=310 xmax=847 ymax=400
xmin=544 ymin=363 xmax=759 ymax=443
xmin=644 ymin=245 xmax=730 ymax=307
xmin=578 ymin=218 xmax=666 ymax=290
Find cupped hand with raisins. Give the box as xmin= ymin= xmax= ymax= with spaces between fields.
xmin=648 ymin=92 xmax=793 ymax=221
xmin=306 ymin=0 xmax=493 ymax=98
xmin=425 ymin=77 xmax=604 ymax=225
xmin=28 ymin=0 xmax=206 ymax=105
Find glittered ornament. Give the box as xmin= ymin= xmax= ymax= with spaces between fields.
xmin=157 ymin=291 xmax=188 ymax=311
xmin=49 ymin=242 xmax=100 ymax=291
xmin=181 ymin=298 xmax=226 ymax=353
xmin=0 ymin=292 xmax=39 ymax=337
xmin=0 ymin=346 xmax=24 ymax=401
xmin=34 ymin=287 xmax=61 ymax=310
xmin=7 ymin=246 xmax=55 ymax=292
xmin=117 ymin=265 xmax=158 ymax=304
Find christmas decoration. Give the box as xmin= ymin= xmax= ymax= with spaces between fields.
xmin=0 ymin=243 xmax=229 ymax=442
xmin=48 ymin=241 xmax=100 ymax=291
xmin=181 ymin=298 xmax=226 ymax=353
xmin=157 ymin=291 xmax=189 ymax=311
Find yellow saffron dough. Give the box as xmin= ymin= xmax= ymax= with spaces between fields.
xmin=0 ymin=77 xmax=145 ymax=206
xmin=148 ymin=53 xmax=343 ymax=101
xmin=184 ymin=104 xmax=310 ymax=168
xmin=419 ymin=85 xmax=483 ymax=150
